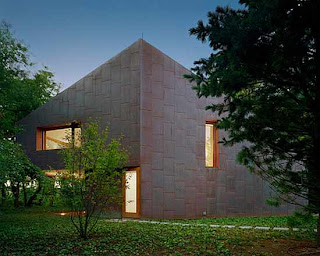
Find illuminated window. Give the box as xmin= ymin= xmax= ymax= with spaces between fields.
xmin=205 ymin=121 xmax=219 ymax=168
xmin=125 ymin=170 xmax=137 ymax=213
xmin=37 ymin=123 xmax=81 ymax=151
xmin=123 ymin=167 xmax=140 ymax=218
xmin=46 ymin=128 xmax=71 ymax=150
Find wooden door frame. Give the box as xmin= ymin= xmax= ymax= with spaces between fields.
xmin=122 ymin=167 xmax=140 ymax=218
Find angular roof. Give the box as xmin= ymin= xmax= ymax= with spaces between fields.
xmin=17 ymin=39 xmax=191 ymax=126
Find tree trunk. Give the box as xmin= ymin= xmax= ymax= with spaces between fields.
xmin=1 ymin=184 xmax=5 ymax=205
xmin=11 ymin=183 xmax=20 ymax=208
xmin=49 ymin=181 xmax=54 ymax=207
xmin=26 ymin=183 xmax=42 ymax=207
xmin=317 ymin=214 xmax=320 ymax=246
xmin=22 ymin=183 xmax=27 ymax=206
xmin=311 ymin=0 xmax=320 ymax=247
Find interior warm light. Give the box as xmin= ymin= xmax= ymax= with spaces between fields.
xmin=125 ymin=170 xmax=137 ymax=213
xmin=60 ymin=212 xmax=66 ymax=216
xmin=205 ymin=121 xmax=219 ymax=168
xmin=37 ymin=123 xmax=81 ymax=151
xmin=205 ymin=123 xmax=214 ymax=167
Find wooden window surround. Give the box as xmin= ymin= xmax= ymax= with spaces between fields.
xmin=122 ymin=167 xmax=140 ymax=218
xmin=205 ymin=120 xmax=219 ymax=168
xmin=36 ymin=122 xmax=81 ymax=151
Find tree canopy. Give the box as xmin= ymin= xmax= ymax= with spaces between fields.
xmin=186 ymin=0 xmax=320 ymax=242
xmin=59 ymin=121 xmax=128 ymax=239
xmin=0 ymin=21 xmax=60 ymax=138
xmin=0 ymin=21 xmax=60 ymax=207
xmin=0 ymin=139 xmax=42 ymax=207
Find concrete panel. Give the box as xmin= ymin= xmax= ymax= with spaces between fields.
xmin=164 ymin=193 xmax=175 ymax=211
xmin=164 ymin=175 xmax=175 ymax=193
xmin=141 ymin=181 xmax=152 ymax=200
xmin=163 ymin=158 xmax=174 ymax=176
xmin=152 ymin=169 xmax=164 ymax=188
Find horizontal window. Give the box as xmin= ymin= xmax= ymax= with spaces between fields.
xmin=46 ymin=128 xmax=71 ymax=150
xmin=36 ymin=123 xmax=81 ymax=151
xmin=44 ymin=169 xmax=66 ymax=177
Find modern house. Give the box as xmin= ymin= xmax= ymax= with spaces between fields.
xmin=17 ymin=39 xmax=297 ymax=219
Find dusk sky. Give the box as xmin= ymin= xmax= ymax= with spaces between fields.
xmin=1 ymin=0 xmax=240 ymax=91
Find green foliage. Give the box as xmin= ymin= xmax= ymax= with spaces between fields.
xmin=0 ymin=210 xmax=315 ymax=255
xmin=37 ymin=176 xmax=65 ymax=207
xmin=287 ymin=210 xmax=317 ymax=230
xmin=0 ymin=21 xmax=59 ymax=208
xmin=265 ymin=197 xmax=281 ymax=207
xmin=59 ymin=121 xmax=128 ymax=239
xmin=0 ymin=140 xmax=40 ymax=184
xmin=186 ymin=1 xmax=320 ymax=217
xmin=0 ymin=21 xmax=60 ymax=138
xmin=0 ymin=139 xmax=43 ymax=207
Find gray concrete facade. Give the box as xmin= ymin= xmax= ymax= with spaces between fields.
xmin=17 ymin=39 xmax=297 ymax=218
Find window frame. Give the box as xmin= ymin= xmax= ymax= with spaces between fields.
xmin=36 ymin=122 xmax=81 ymax=151
xmin=205 ymin=120 xmax=219 ymax=168
xmin=122 ymin=167 xmax=140 ymax=218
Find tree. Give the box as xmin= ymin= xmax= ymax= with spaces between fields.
xmin=0 ymin=21 xmax=60 ymax=207
xmin=59 ymin=121 xmax=128 ymax=239
xmin=0 ymin=140 xmax=43 ymax=207
xmin=0 ymin=21 xmax=60 ymax=138
xmin=185 ymin=0 xmax=320 ymax=244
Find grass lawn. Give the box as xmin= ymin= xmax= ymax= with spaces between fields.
xmin=0 ymin=208 xmax=317 ymax=256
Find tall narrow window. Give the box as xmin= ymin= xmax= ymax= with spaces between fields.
xmin=123 ymin=167 xmax=140 ymax=218
xmin=125 ymin=170 xmax=137 ymax=213
xmin=205 ymin=121 xmax=219 ymax=168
